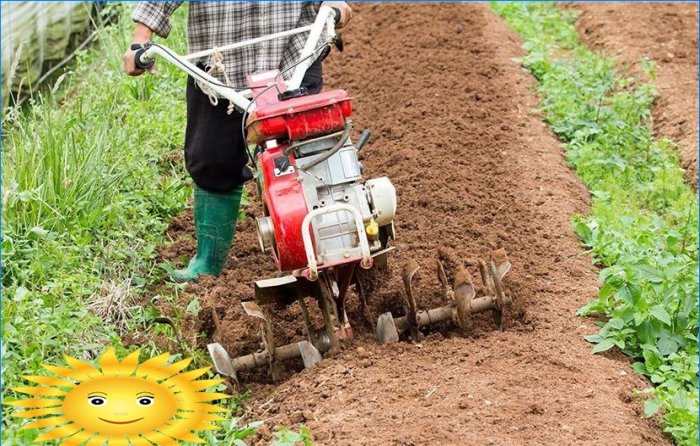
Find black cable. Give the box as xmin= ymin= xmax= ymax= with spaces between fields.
xmin=240 ymin=82 xmax=280 ymax=173
xmin=300 ymin=119 xmax=352 ymax=170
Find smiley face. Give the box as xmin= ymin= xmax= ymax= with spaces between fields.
xmin=61 ymin=376 xmax=178 ymax=435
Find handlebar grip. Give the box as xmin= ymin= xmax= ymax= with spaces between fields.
xmin=130 ymin=43 xmax=154 ymax=70
xmin=330 ymin=7 xmax=341 ymax=25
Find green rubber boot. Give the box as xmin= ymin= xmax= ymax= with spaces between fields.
xmin=170 ymin=184 xmax=243 ymax=282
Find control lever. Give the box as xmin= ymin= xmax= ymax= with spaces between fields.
xmin=355 ymin=129 xmax=371 ymax=151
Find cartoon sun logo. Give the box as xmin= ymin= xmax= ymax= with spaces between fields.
xmin=6 ymin=348 xmax=230 ymax=445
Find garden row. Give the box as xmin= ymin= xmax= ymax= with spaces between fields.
xmin=492 ymin=3 xmax=699 ymax=445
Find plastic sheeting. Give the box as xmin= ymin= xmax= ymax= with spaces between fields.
xmin=2 ymin=2 xmax=93 ymax=93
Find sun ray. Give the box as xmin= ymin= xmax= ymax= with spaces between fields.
xmin=12 ymin=386 xmax=67 ymax=397
xmin=163 ymin=366 xmax=210 ymax=387
xmin=97 ymin=348 xmax=123 ymax=376
xmin=34 ymin=423 xmax=82 ymax=442
xmin=189 ymin=402 xmax=230 ymax=413
xmin=159 ymin=424 xmax=206 ymax=444
xmin=176 ymin=412 xmax=226 ymax=423
xmin=59 ymin=430 xmax=94 ymax=446
xmin=135 ymin=352 xmax=171 ymax=378
xmin=22 ymin=375 xmax=76 ymax=388
xmin=147 ymin=358 xmax=192 ymax=381
xmin=172 ymin=412 xmax=223 ymax=431
xmin=44 ymin=365 xmax=94 ymax=382
xmin=5 ymin=397 xmax=62 ymax=408
xmin=183 ymin=378 xmax=225 ymax=392
xmin=130 ymin=435 xmax=155 ymax=446
xmin=192 ymin=422 xmax=218 ymax=431
xmin=12 ymin=406 xmax=63 ymax=418
xmin=142 ymin=431 xmax=180 ymax=446
xmin=62 ymin=355 xmax=100 ymax=379
xmin=84 ymin=433 xmax=110 ymax=446
xmin=106 ymin=437 xmax=130 ymax=446
xmin=21 ymin=415 xmax=71 ymax=429
xmin=119 ymin=349 xmax=141 ymax=373
xmin=188 ymin=392 xmax=231 ymax=403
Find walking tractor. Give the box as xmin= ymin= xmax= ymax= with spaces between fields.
xmin=134 ymin=6 xmax=516 ymax=382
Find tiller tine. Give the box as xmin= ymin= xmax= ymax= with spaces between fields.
xmin=299 ymin=340 xmax=324 ymax=369
xmin=402 ymin=260 xmax=421 ymax=339
xmin=376 ymin=312 xmax=399 ymax=345
xmin=207 ymin=342 xmax=238 ymax=383
xmin=453 ymin=266 xmax=477 ymax=331
xmin=207 ymin=301 xmax=330 ymax=382
xmin=375 ymin=249 xmax=513 ymax=344
xmin=478 ymin=248 xmax=512 ymax=330
xmin=376 ymin=260 xmax=421 ymax=344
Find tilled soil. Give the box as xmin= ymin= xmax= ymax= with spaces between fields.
xmin=152 ymin=4 xmax=672 ymax=445
xmin=572 ymin=2 xmax=699 ymax=187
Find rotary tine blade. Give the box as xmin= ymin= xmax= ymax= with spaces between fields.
xmin=207 ymin=342 xmax=238 ymax=384
xmin=241 ymin=301 xmax=280 ymax=380
xmin=402 ymin=260 xmax=421 ymax=339
xmin=436 ymin=259 xmax=452 ymax=300
xmin=453 ymin=266 xmax=476 ymax=331
xmin=477 ymin=249 xmax=512 ymax=330
xmin=376 ymin=311 xmax=399 ymax=345
xmin=490 ymin=248 xmax=512 ymax=305
xmin=299 ymin=340 xmax=323 ymax=369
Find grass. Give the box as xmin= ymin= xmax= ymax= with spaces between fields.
xmin=3 ymin=4 xmax=305 ymax=444
xmin=491 ymin=3 xmax=698 ymax=445
xmin=1 ymin=4 xmax=192 ymax=443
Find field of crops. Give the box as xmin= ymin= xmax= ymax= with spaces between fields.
xmin=2 ymin=3 xmax=697 ymax=445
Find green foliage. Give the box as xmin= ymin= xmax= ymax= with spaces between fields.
xmin=272 ymin=426 xmax=314 ymax=446
xmin=1 ymin=4 xmax=193 ymax=443
xmin=3 ymin=4 xmax=263 ymax=444
xmin=492 ymin=3 xmax=698 ymax=445
xmin=199 ymin=392 xmax=262 ymax=445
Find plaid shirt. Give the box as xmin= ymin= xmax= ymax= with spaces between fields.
xmin=132 ymin=2 xmax=325 ymax=87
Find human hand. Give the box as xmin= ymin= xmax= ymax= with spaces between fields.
xmin=123 ymin=47 xmax=156 ymax=76
xmin=323 ymin=1 xmax=352 ymax=29
xmin=123 ymin=23 xmax=155 ymax=76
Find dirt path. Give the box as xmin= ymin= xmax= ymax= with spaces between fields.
xmin=572 ymin=2 xmax=699 ymax=187
xmin=153 ymin=4 xmax=671 ymax=445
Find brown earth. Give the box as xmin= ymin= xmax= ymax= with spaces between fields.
xmin=572 ymin=2 xmax=699 ymax=187
xmin=146 ymin=3 xmax=673 ymax=445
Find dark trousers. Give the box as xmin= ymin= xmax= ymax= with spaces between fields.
xmin=184 ymin=57 xmax=324 ymax=193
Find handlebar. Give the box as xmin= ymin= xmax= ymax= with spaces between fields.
xmin=131 ymin=5 xmax=338 ymax=113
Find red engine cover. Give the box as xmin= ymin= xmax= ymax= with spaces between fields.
xmin=258 ymin=146 xmax=308 ymax=271
xmin=247 ymin=70 xmax=354 ymax=272
xmin=247 ymin=89 xmax=352 ymax=144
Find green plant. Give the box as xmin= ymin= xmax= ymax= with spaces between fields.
xmin=272 ymin=426 xmax=314 ymax=446
xmin=492 ymin=3 xmax=698 ymax=445
xmin=1 ymin=4 xmax=193 ymax=443
xmin=3 ymin=4 xmax=262 ymax=443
